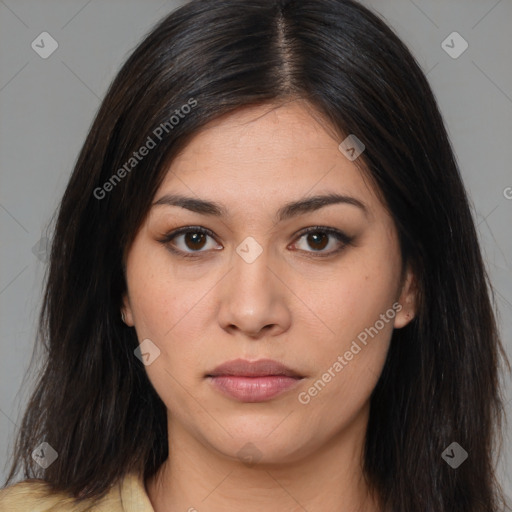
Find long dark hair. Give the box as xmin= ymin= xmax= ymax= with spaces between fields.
xmin=4 ymin=0 xmax=509 ymax=510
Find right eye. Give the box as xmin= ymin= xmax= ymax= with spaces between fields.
xmin=159 ymin=226 xmax=223 ymax=258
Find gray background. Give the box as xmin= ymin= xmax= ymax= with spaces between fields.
xmin=1 ymin=0 xmax=511 ymax=501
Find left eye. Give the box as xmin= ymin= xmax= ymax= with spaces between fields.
xmin=291 ymin=227 xmax=352 ymax=255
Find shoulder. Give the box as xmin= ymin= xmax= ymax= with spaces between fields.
xmin=0 ymin=472 xmax=152 ymax=511
xmin=0 ymin=478 xmax=81 ymax=511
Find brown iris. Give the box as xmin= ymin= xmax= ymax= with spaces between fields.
xmin=185 ymin=232 xmax=207 ymax=250
xmin=306 ymin=232 xmax=329 ymax=251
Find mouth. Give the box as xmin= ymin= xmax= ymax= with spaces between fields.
xmin=205 ymin=358 xmax=305 ymax=402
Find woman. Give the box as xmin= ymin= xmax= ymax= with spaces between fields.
xmin=1 ymin=0 xmax=509 ymax=510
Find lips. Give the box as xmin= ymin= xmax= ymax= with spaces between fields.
xmin=206 ymin=358 xmax=303 ymax=378
xmin=206 ymin=358 xmax=305 ymax=402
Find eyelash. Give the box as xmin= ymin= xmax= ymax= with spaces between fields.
xmin=158 ymin=225 xmax=354 ymax=259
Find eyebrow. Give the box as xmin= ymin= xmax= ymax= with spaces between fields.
xmin=152 ymin=192 xmax=368 ymax=222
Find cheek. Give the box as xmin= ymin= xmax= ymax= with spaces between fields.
xmin=126 ymin=242 xmax=209 ymax=337
xmin=298 ymin=308 xmax=393 ymax=424
xmin=130 ymin=282 xmax=213 ymax=376
xmin=298 ymin=243 xmax=399 ymax=398
xmin=124 ymin=253 xmax=214 ymax=409
xmin=305 ymin=260 xmax=400 ymax=345
xmin=128 ymin=267 xmax=210 ymax=412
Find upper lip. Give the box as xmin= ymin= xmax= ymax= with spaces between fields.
xmin=206 ymin=358 xmax=303 ymax=378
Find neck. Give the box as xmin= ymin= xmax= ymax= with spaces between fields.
xmin=146 ymin=406 xmax=380 ymax=512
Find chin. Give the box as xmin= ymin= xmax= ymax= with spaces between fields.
xmin=206 ymin=426 xmax=318 ymax=466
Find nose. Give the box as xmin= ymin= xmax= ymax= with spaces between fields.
xmin=217 ymin=245 xmax=292 ymax=339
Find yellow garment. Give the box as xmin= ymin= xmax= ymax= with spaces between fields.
xmin=0 ymin=472 xmax=154 ymax=511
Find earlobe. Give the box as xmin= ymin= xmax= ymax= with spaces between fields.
xmin=394 ymin=267 xmax=417 ymax=329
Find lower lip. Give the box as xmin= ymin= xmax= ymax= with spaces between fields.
xmin=208 ymin=375 xmax=302 ymax=402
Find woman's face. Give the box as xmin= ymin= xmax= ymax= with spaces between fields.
xmin=122 ymin=100 xmax=415 ymax=465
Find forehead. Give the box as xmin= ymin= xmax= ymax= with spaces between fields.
xmin=153 ymin=101 xmax=381 ymax=219
xmin=171 ymin=101 xmax=339 ymax=167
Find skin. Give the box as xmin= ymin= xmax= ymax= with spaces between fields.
xmin=122 ymin=100 xmax=416 ymax=512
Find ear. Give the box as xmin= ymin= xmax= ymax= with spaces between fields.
xmin=393 ymin=266 xmax=417 ymax=329
xmin=121 ymin=293 xmax=135 ymax=326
